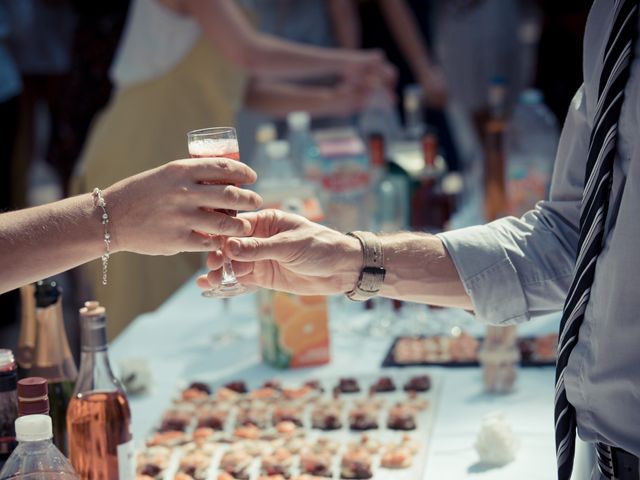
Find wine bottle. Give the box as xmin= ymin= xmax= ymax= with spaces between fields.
xmin=0 ymin=349 xmax=18 ymax=470
xmin=17 ymin=284 xmax=37 ymax=378
xmin=483 ymin=76 xmax=509 ymax=221
xmin=67 ymin=301 xmax=134 ymax=480
xmin=30 ymin=279 xmax=77 ymax=454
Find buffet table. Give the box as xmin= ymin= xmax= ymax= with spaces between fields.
xmin=111 ymin=275 xmax=564 ymax=479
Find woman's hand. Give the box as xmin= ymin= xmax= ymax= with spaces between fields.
xmin=105 ymin=157 xmax=262 ymax=256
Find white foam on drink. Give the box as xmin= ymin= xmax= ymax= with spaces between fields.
xmin=188 ymin=138 xmax=239 ymax=156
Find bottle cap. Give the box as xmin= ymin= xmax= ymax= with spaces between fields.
xmin=18 ymin=377 xmax=50 ymax=416
xmin=265 ymin=140 xmax=290 ymax=160
xmin=15 ymin=414 xmax=53 ymax=442
xmin=34 ymin=279 xmax=61 ymax=308
xmin=80 ymin=300 xmax=106 ymax=317
xmin=287 ymin=111 xmax=310 ymax=131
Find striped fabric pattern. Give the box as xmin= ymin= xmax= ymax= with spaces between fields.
xmin=554 ymin=1 xmax=639 ymax=478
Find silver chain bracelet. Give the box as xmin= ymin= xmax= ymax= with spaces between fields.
xmin=92 ymin=188 xmax=111 ymax=285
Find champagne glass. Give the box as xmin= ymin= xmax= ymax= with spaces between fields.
xmin=187 ymin=127 xmax=255 ymax=298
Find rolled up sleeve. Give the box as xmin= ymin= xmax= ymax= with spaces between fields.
xmin=437 ymin=85 xmax=590 ymax=325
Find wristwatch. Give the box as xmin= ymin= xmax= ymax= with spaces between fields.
xmin=345 ymin=231 xmax=386 ymax=301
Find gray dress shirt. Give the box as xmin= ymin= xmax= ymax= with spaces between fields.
xmin=439 ymin=0 xmax=640 ymax=456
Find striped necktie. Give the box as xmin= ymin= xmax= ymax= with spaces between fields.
xmin=555 ymin=1 xmax=639 ymax=478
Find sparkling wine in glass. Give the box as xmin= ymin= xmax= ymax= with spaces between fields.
xmin=187 ymin=127 xmax=254 ymax=298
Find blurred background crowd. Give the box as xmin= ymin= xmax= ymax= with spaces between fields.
xmin=0 ymin=0 xmax=592 ymax=352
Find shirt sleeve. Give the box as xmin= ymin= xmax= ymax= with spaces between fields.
xmin=437 ymin=85 xmax=591 ymax=325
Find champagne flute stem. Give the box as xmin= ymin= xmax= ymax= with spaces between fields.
xmin=221 ymin=256 xmax=237 ymax=285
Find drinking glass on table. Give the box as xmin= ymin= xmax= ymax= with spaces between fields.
xmin=187 ymin=127 xmax=255 ymax=298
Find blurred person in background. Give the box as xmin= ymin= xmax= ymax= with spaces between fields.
xmin=334 ymin=0 xmax=459 ymax=169
xmin=433 ymin=0 xmax=538 ymax=141
xmin=73 ymin=0 xmax=395 ymax=338
xmin=47 ymin=0 xmax=131 ymax=197
xmin=6 ymin=0 xmax=76 ymax=207
xmin=0 ymin=0 xmax=22 ymax=336
xmin=236 ymin=0 xmax=360 ymax=160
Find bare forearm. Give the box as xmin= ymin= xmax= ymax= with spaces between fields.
xmin=378 ymin=0 xmax=433 ymax=80
xmin=0 ymin=193 xmax=103 ymax=293
xmin=186 ymin=0 xmax=374 ymax=79
xmin=377 ymin=232 xmax=472 ymax=309
xmin=329 ymin=0 xmax=361 ymax=49
xmin=246 ymin=80 xmax=352 ymax=118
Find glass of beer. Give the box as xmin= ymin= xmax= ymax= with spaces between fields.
xmin=187 ymin=127 xmax=253 ymax=298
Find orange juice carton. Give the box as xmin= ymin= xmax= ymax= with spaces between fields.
xmin=257 ymin=290 xmax=330 ymax=368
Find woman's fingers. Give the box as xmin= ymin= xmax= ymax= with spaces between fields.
xmin=190 ymin=183 xmax=262 ymax=211
xmin=186 ymin=209 xmax=252 ymax=237
xmin=177 ymin=157 xmax=258 ymax=185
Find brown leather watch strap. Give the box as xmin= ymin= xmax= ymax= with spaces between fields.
xmin=345 ymin=231 xmax=386 ymax=301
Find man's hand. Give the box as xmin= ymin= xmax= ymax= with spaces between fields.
xmin=106 ymin=157 xmax=263 ymax=256
xmin=197 ymin=209 xmax=362 ymax=295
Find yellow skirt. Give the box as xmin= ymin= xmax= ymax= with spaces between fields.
xmin=72 ymin=37 xmax=247 ymax=339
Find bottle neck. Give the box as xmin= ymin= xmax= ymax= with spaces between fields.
xmin=31 ymin=302 xmax=77 ymax=382
xmin=75 ymin=316 xmax=120 ymax=394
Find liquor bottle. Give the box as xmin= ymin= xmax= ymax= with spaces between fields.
xmin=17 ymin=377 xmax=49 ymax=416
xmin=16 ymin=284 xmax=37 ymax=378
xmin=251 ymin=122 xmax=277 ymax=180
xmin=287 ymin=111 xmax=319 ymax=181
xmin=368 ymin=134 xmax=410 ymax=233
xmin=0 ymin=350 xmax=18 ymax=470
xmin=483 ymin=76 xmax=509 ymax=221
xmin=403 ymin=84 xmax=425 ymax=140
xmin=67 ymin=301 xmax=134 ymax=480
xmin=30 ymin=280 xmax=77 ymax=454
xmin=0 ymin=414 xmax=79 ymax=479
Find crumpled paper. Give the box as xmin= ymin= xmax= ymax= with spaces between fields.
xmin=474 ymin=412 xmax=520 ymax=466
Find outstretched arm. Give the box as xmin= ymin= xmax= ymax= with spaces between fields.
xmin=198 ymin=209 xmax=471 ymax=309
xmin=183 ymin=0 xmax=394 ymax=83
xmin=377 ymin=0 xmax=447 ymax=107
xmin=202 ymin=87 xmax=590 ymax=325
xmin=0 ymin=157 xmax=262 ymax=294
xmin=244 ymin=77 xmax=370 ymax=119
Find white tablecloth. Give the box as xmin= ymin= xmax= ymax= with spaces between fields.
xmin=110 ymin=276 xmax=568 ymax=479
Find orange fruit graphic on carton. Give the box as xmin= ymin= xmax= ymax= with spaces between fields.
xmin=259 ymin=291 xmax=330 ymax=368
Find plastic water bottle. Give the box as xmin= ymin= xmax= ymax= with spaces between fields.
xmin=0 ymin=415 xmax=79 ymax=479
xmin=286 ymin=111 xmax=320 ymax=183
xmin=250 ymin=122 xmax=277 ymax=178
xmin=505 ymin=89 xmax=559 ymax=217
xmin=358 ymin=86 xmax=403 ymax=147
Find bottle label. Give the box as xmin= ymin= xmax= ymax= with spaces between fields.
xmin=117 ymin=439 xmax=135 ymax=480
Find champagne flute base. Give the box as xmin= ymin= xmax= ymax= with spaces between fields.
xmin=201 ymin=282 xmax=255 ymax=298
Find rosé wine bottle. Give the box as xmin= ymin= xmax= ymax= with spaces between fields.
xmin=67 ymin=302 xmax=134 ymax=480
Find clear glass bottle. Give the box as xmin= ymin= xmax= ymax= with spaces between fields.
xmin=0 ymin=350 xmax=18 ymax=470
xmin=0 ymin=414 xmax=79 ymax=479
xmin=67 ymin=301 xmax=134 ymax=480
xmin=31 ymin=280 xmax=77 ymax=455
xmin=403 ymin=84 xmax=425 ymax=140
xmin=251 ymin=122 xmax=277 ymax=179
xmin=286 ymin=111 xmax=320 ymax=183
